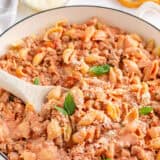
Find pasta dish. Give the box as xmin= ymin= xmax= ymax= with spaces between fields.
xmin=0 ymin=17 xmax=160 ymax=160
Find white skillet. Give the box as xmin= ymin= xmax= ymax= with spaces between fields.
xmin=0 ymin=6 xmax=160 ymax=159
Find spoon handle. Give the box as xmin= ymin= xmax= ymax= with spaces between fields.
xmin=0 ymin=70 xmax=68 ymax=112
xmin=0 ymin=70 xmax=30 ymax=102
xmin=0 ymin=70 xmax=53 ymax=111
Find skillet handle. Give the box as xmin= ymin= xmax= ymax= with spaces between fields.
xmin=135 ymin=2 xmax=160 ymax=29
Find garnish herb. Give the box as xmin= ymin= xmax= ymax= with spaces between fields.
xmin=89 ymin=64 xmax=110 ymax=76
xmin=33 ymin=77 xmax=40 ymax=85
xmin=54 ymin=106 xmax=68 ymax=115
xmin=139 ymin=106 xmax=153 ymax=115
xmin=55 ymin=92 xmax=76 ymax=116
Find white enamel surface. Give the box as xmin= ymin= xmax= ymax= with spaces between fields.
xmin=0 ymin=6 xmax=160 ymax=55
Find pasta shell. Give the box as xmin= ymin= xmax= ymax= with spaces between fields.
xmin=47 ymin=86 xmax=61 ymax=100
xmin=130 ymin=76 xmax=141 ymax=85
xmin=21 ymin=151 xmax=36 ymax=160
xmin=63 ymin=123 xmax=72 ymax=142
xmin=153 ymin=46 xmax=160 ymax=56
xmin=37 ymin=145 xmax=59 ymax=160
xmin=62 ymin=48 xmax=74 ymax=64
xmin=25 ymin=103 xmax=35 ymax=112
xmin=17 ymin=121 xmax=30 ymax=138
xmin=93 ymin=30 xmax=106 ymax=41
xmin=139 ymin=82 xmax=151 ymax=105
xmin=64 ymin=29 xmax=75 ymax=37
xmin=10 ymin=40 xmax=23 ymax=50
xmin=86 ymin=126 xmax=96 ymax=143
xmin=124 ymin=108 xmax=139 ymax=123
xmin=44 ymin=27 xmax=63 ymax=40
xmin=130 ymin=33 xmax=142 ymax=42
xmin=18 ymin=48 xmax=29 ymax=60
xmin=78 ymin=111 xmax=96 ymax=126
xmin=124 ymin=36 xmax=139 ymax=49
xmin=72 ymin=128 xmax=87 ymax=144
xmin=70 ymin=87 xmax=84 ymax=106
xmin=85 ymin=54 xmax=105 ymax=64
xmin=123 ymin=59 xmax=142 ymax=76
xmin=143 ymin=60 xmax=159 ymax=81
xmin=47 ymin=119 xmax=62 ymax=140
xmin=109 ymin=67 xmax=117 ymax=85
xmin=95 ymin=110 xmax=105 ymax=122
xmin=43 ymin=41 xmax=54 ymax=48
xmin=0 ymin=119 xmax=9 ymax=142
xmin=16 ymin=66 xmax=26 ymax=78
xmin=148 ymin=127 xmax=160 ymax=139
xmin=114 ymin=67 xmax=123 ymax=82
xmin=79 ymin=59 xmax=89 ymax=74
xmin=32 ymin=52 xmax=45 ymax=66
xmin=146 ymin=39 xmax=155 ymax=52
xmin=55 ymin=19 xmax=68 ymax=27
xmin=120 ymin=121 xmax=138 ymax=134
xmin=117 ymin=35 xmax=125 ymax=49
xmin=105 ymin=103 xmax=120 ymax=122
xmin=149 ymin=137 xmax=160 ymax=149
xmin=84 ymin=26 xmax=95 ymax=42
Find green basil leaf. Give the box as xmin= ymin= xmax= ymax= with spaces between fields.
xmin=55 ymin=106 xmax=68 ymax=115
xmin=139 ymin=106 xmax=153 ymax=115
xmin=54 ymin=93 xmax=76 ymax=116
xmin=64 ymin=93 xmax=76 ymax=115
xmin=89 ymin=64 xmax=110 ymax=76
xmin=33 ymin=77 xmax=40 ymax=85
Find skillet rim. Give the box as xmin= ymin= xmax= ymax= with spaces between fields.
xmin=0 ymin=5 xmax=160 ymax=37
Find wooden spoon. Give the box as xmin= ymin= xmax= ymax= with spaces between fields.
xmin=0 ymin=70 xmax=68 ymax=112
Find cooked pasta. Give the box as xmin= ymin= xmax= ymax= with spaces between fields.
xmin=0 ymin=17 xmax=160 ymax=160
